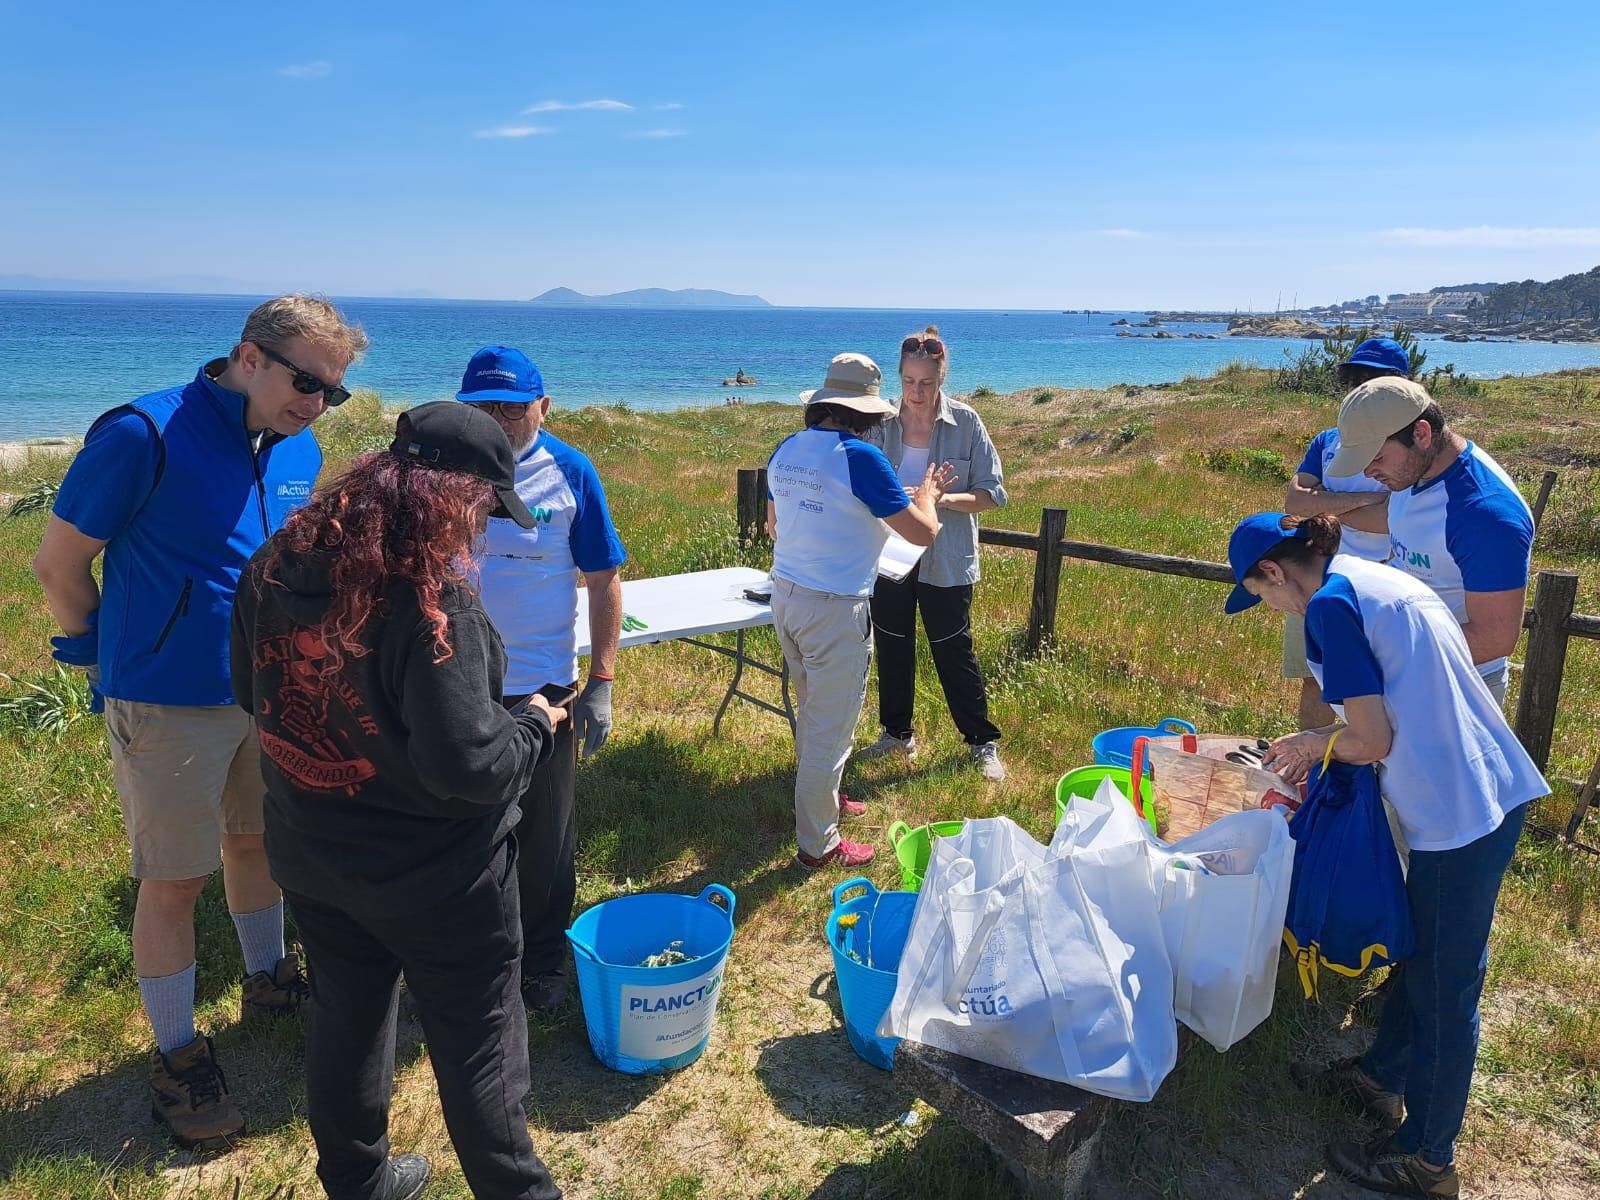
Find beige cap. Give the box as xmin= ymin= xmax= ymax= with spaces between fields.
xmin=800 ymin=352 xmax=895 ymax=415
xmin=1328 ymin=377 xmax=1433 ymax=476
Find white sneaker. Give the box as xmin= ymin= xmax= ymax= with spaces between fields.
xmin=857 ymin=730 xmax=917 ymax=761
xmin=971 ymin=742 xmax=1006 ymax=781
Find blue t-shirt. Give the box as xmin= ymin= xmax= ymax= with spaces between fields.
xmin=1295 ymin=427 xmax=1391 ymax=562
xmin=767 ymin=428 xmax=909 ymax=596
xmin=1386 ymin=441 xmax=1533 ymax=675
xmin=1304 ymin=554 xmax=1547 ymax=852
xmin=477 ymin=430 xmax=627 ymax=692
xmin=53 ymin=410 xmax=165 ymax=543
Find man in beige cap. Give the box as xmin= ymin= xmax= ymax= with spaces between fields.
xmin=1329 ymin=377 xmax=1534 ymax=703
xmin=765 ymin=353 xmax=949 ymax=868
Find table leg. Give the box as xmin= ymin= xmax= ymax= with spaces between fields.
xmin=711 ymin=628 xmax=748 ymax=737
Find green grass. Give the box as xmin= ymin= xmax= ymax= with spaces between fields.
xmin=2 ymin=366 xmax=1598 ymax=1198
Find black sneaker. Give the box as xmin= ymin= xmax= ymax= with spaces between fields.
xmin=385 ymin=1152 xmax=431 ymax=1200
xmin=1327 ymin=1133 xmax=1459 ymax=1197
xmin=1292 ymin=1055 xmax=1404 ymax=1131
xmin=521 ymin=970 xmax=569 ymax=1014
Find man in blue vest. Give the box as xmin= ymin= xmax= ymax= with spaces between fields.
xmin=32 ymin=295 xmax=368 ymax=1150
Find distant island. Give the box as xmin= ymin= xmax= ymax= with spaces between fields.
xmin=530 ymin=287 xmax=771 ymax=308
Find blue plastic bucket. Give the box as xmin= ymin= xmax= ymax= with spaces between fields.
xmin=567 ymin=884 xmax=736 ymax=1075
xmin=826 ymin=877 xmax=917 ymax=1071
xmin=1092 ymin=717 xmax=1195 ymax=771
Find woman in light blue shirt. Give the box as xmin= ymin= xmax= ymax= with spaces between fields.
xmin=1224 ymin=510 xmax=1546 ymax=1199
xmin=859 ymin=326 xmax=1010 ymax=780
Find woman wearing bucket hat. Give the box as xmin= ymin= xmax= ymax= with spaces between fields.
xmin=231 ymin=402 xmax=567 ymax=1200
xmin=766 ymin=353 xmax=951 ymax=869
xmin=858 ymin=325 xmax=1009 ymax=780
xmin=1222 ymin=510 xmax=1546 ymax=1199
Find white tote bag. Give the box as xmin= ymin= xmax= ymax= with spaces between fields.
xmin=878 ymin=815 xmax=1177 ymax=1102
xmin=1078 ymin=778 xmax=1296 ymax=1052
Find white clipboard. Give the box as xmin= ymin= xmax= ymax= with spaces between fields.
xmin=876 ymin=530 xmax=927 ymax=582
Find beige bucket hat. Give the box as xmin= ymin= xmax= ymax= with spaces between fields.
xmin=799 ymin=352 xmax=896 ymax=415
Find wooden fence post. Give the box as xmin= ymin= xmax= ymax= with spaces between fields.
xmin=736 ymin=467 xmax=768 ymax=546
xmin=1024 ymin=507 xmax=1069 ymax=656
xmin=1513 ymin=570 xmax=1578 ymax=771
xmin=1531 ymin=470 xmax=1559 ymax=530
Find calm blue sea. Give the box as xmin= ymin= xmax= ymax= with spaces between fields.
xmin=4 ymin=290 xmax=1600 ymax=441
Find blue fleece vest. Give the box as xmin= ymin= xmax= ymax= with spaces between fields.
xmin=96 ymin=363 xmax=321 ymax=705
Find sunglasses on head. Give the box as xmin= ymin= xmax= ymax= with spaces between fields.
xmin=901 ymin=335 xmax=945 ymax=358
xmin=258 ymin=345 xmax=352 ymax=407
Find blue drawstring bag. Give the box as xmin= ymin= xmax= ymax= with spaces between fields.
xmin=1283 ymin=735 xmax=1414 ymax=998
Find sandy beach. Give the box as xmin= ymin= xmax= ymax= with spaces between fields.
xmin=0 ymin=437 xmax=76 ymax=472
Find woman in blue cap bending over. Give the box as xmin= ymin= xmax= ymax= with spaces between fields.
xmin=1223 ymin=510 xmax=1546 ymax=1200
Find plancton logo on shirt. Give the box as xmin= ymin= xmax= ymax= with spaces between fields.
xmin=1392 ymin=538 xmax=1431 ymax=571
xmin=528 ymin=506 xmax=554 ymax=524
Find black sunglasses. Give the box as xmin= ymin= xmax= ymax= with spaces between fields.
xmin=258 ymin=345 xmax=352 ymax=407
xmin=901 ymin=335 xmax=946 ymax=358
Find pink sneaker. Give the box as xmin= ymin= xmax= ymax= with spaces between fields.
xmin=795 ymin=839 xmax=876 ymax=870
xmin=838 ymin=792 xmax=866 ymax=818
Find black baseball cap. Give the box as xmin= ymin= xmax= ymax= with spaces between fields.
xmin=388 ymin=401 xmax=537 ymax=528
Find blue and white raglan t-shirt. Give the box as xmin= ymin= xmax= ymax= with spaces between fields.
xmin=477 ymin=430 xmax=627 ymax=693
xmin=1295 ymin=427 xmax=1391 ymax=562
xmin=1304 ymin=554 xmax=1547 ymax=853
xmin=1386 ymin=441 xmax=1533 ymax=677
xmin=767 ymin=428 xmax=910 ymax=597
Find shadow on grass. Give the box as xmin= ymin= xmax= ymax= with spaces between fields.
xmin=753 ymin=1029 xmax=904 ymax=1130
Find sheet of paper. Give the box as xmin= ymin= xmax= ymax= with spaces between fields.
xmin=877 ymin=531 xmax=927 ymax=582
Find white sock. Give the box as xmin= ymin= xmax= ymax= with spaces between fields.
xmin=139 ymin=962 xmax=198 ymax=1055
xmin=231 ymin=899 xmax=286 ymax=977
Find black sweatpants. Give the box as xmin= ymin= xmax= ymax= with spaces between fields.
xmin=870 ymin=564 xmax=1000 ymax=746
xmin=509 ymin=692 xmax=578 ymax=980
xmin=285 ymin=839 xmax=562 ymax=1200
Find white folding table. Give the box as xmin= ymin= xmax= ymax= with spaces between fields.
xmin=574 ymin=566 xmax=795 ymax=734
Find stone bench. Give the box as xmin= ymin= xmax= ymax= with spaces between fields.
xmin=893 ymin=1040 xmax=1109 ymax=1198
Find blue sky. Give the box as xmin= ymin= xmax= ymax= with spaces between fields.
xmin=2 ymin=1 xmax=1598 ymax=309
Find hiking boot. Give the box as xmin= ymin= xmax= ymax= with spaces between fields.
xmin=838 ymin=791 xmax=866 ymax=819
xmin=1327 ymin=1133 xmax=1458 ymax=1198
xmin=148 ymin=1035 xmax=244 ymax=1151
xmin=521 ymin=969 xmax=570 ymax=1014
xmin=856 ymin=731 xmax=916 ymax=761
xmin=240 ymin=951 xmax=310 ymax=1021
xmin=796 ymin=838 xmax=876 ymax=870
xmin=385 ymin=1152 xmax=432 ymax=1200
xmin=1292 ymin=1055 xmax=1404 ymax=1131
xmin=971 ymin=741 xmax=1007 ymax=781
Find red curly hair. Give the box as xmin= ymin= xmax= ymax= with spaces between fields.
xmin=264 ymin=449 xmax=494 ymax=673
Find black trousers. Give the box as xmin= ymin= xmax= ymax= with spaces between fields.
xmin=285 ymin=839 xmax=562 ymax=1200
xmin=870 ymin=565 xmax=1000 ymax=746
xmin=509 ymin=693 xmax=578 ymax=980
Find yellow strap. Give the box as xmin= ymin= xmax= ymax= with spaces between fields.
xmin=1320 ymin=728 xmax=1344 ymax=773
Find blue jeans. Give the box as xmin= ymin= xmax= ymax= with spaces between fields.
xmin=1360 ymin=802 xmax=1528 ymax=1166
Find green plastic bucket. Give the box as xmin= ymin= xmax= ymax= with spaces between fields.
xmin=886 ymin=819 xmax=965 ymax=891
xmin=1054 ymin=766 xmax=1159 ymax=837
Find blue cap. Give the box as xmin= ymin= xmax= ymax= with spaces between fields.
xmin=456 ymin=346 xmax=545 ymax=404
xmin=1224 ymin=512 xmax=1309 ymax=614
xmin=1342 ymin=337 xmax=1408 ymax=376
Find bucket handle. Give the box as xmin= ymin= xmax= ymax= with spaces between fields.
xmin=887 ymin=820 xmax=911 ymax=848
xmin=567 ymin=923 xmax=601 ymax=964
xmin=1130 ymin=736 xmax=1150 ymax=825
xmin=1157 ymin=717 xmax=1196 ymax=736
xmin=832 ymin=876 xmax=877 ymax=912
xmin=698 ymin=883 xmax=737 ymax=923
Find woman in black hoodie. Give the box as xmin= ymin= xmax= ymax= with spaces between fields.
xmin=231 ymin=402 xmax=565 ymax=1200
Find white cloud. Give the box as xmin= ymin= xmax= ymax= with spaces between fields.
xmin=523 ymin=99 xmax=633 ymax=113
xmin=473 ymin=125 xmax=554 ymax=139
xmin=278 ymin=61 xmax=332 ymax=79
xmin=655 ymin=101 xmax=685 ymax=111
xmin=1095 ymin=228 xmax=1149 ymax=240
xmin=1379 ymin=225 xmax=1600 ymax=249
xmin=629 ymin=128 xmax=687 ymax=139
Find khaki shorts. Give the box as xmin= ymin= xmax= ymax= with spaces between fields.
xmin=1281 ymin=612 xmax=1312 ymax=679
xmin=104 ymin=699 xmax=265 ymax=880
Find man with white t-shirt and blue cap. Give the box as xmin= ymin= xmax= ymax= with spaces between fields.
xmin=1282 ymin=337 xmax=1409 ymax=728
xmin=1328 ymin=374 xmax=1534 ymax=707
xmin=455 ymin=346 xmax=626 ymax=1013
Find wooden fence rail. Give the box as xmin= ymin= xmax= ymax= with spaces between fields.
xmin=736 ymin=468 xmax=1598 ymax=842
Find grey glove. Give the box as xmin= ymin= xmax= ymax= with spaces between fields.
xmin=574 ymin=677 xmax=614 ymax=756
